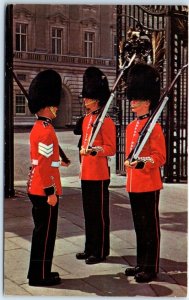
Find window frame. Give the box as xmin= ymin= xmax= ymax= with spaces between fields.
xmin=15 ymin=22 xmax=28 ymax=52
xmin=84 ymin=31 xmax=95 ymax=58
xmin=51 ymin=26 xmax=63 ymax=55
xmin=15 ymin=93 xmax=26 ymax=115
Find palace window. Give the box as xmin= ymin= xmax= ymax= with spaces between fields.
xmin=52 ymin=27 xmax=63 ymax=55
xmin=16 ymin=23 xmax=27 ymax=52
xmin=84 ymin=31 xmax=94 ymax=57
xmin=15 ymin=94 xmax=26 ymax=114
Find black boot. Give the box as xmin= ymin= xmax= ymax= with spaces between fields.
xmin=29 ymin=275 xmax=61 ymax=286
xmin=125 ymin=266 xmax=142 ymax=276
xmin=135 ymin=271 xmax=157 ymax=283
xmin=76 ymin=252 xmax=89 ymax=260
xmin=85 ymin=255 xmax=106 ymax=265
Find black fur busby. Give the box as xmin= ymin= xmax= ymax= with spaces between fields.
xmin=126 ymin=63 xmax=160 ymax=109
xmin=82 ymin=67 xmax=110 ymax=107
xmin=28 ymin=69 xmax=62 ymax=114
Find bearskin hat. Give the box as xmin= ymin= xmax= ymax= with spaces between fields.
xmin=82 ymin=67 xmax=110 ymax=107
xmin=126 ymin=63 xmax=160 ymax=109
xmin=28 ymin=69 xmax=62 ymax=114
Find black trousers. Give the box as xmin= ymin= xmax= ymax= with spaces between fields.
xmin=81 ymin=180 xmax=110 ymax=258
xmin=27 ymin=194 xmax=59 ymax=280
xmin=129 ymin=190 xmax=160 ymax=273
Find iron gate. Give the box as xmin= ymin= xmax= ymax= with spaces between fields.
xmin=116 ymin=5 xmax=188 ymax=183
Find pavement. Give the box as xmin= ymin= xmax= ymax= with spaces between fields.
xmin=3 ymin=129 xmax=188 ymax=298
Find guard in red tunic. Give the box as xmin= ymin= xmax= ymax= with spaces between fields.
xmin=76 ymin=67 xmax=116 ymax=264
xmin=124 ymin=63 xmax=166 ymax=283
xmin=27 ymin=69 xmax=66 ymax=286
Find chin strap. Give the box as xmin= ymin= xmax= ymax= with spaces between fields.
xmin=49 ymin=106 xmax=57 ymax=117
xmin=84 ymin=99 xmax=98 ymax=108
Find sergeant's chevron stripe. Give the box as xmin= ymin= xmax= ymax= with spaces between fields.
xmin=38 ymin=142 xmax=53 ymax=158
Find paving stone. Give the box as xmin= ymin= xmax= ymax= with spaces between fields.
xmin=4 ymin=278 xmax=31 ymax=296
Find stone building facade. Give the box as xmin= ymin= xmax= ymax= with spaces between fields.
xmin=12 ymin=4 xmax=116 ymax=128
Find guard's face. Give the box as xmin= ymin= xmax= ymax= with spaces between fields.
xmin=130 ymin=100 xmax=150 ymax=115
xmin=83 ymin=98 xmax=99 ymax=112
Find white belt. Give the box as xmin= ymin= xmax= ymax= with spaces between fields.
xmin=51 ymin=161 xmax=60 ymax=167
xmin=31 ymin=159 xmax=38 ymax=165
xmin=31 ymin=159 xmax=60 ymax=167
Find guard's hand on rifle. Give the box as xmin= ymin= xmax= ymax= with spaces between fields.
xmin=124 ymin=159 xmax=138 ymax=169
xmin=124 ymin=157 xmax=154 ymax=169
xmin=124 ymin=159 xmax=145 ymax=169
xmin=80 ymin=146 xmax=103 ymax=156
xmin=80 ymin=146 xmax=92 ymax=156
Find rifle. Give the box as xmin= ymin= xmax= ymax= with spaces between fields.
xmin=10 ymin=66 xmax=71 ymax=164
xmin=127 ymin=63 xmax=188 ymax=164
xmin=87 ymin=53 xmax=136 ymax=150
